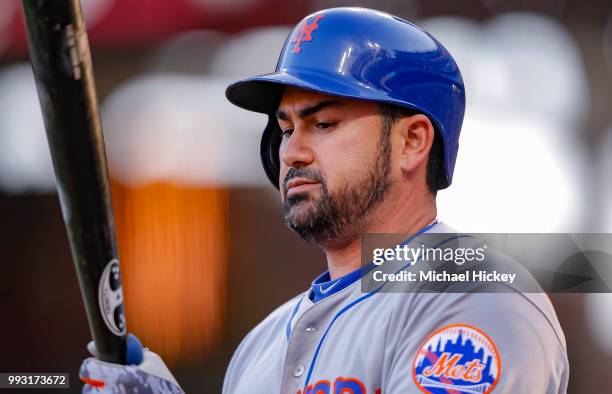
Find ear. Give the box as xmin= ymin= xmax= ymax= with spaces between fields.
xmin=395 ymin=114 xmax=435 ymax=174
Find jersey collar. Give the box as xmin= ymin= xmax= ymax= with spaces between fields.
xmin=308 ymin=219 xmax=439 ymax=303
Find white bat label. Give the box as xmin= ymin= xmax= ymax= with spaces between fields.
xmin=98 ymin=259 xmax=126 ymax=336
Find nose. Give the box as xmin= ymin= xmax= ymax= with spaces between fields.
xmin=279 ymin=127 xmax=315 ymax=170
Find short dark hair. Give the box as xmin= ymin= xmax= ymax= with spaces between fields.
xmin=378 ymin=103 xmax=445 ymax=195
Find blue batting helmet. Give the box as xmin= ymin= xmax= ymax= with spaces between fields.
xmin=226 ymin=7 xmax=465 ymax=189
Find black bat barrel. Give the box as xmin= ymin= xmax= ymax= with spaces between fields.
xmin=22 ymin=0 xmax=127 ymax=364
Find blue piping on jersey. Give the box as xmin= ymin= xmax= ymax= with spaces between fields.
xmin=302 ymin=285 xmax=383 ymax=388
xmin=302 ymin=230 xmax=470 ymax=390
xmin=286 ymin=297 xmax=304 ymax=340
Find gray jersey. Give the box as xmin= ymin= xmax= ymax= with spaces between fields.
xmin=223 ymin=224 xmax=569 ymax=394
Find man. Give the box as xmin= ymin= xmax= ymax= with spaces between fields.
xmin=80 ymin=7 xmax=569 ymax=393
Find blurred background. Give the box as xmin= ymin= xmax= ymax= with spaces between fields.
xmin=0 ymin=0 xmax=611 ymax=392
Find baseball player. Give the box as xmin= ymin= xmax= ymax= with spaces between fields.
xmin=80 ymin=7 xmax=569 ymax=394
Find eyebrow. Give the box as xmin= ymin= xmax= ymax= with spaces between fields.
xmin=275 ymin=100 xmax=344 ymax=121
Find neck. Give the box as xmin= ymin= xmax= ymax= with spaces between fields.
xmin=324 ymin=188 xmax=437 ymax=280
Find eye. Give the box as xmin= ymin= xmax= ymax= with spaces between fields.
xmin=315 ymin=122 xmax=335 ymax=129
xmin=280 ymin=128 xmax=294 ymax=137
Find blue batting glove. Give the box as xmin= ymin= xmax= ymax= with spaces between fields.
xmin=79 ymin=334 xmax=184 ymax=393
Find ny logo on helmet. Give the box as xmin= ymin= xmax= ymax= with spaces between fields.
xmin=290 ymin=14 xmax=325 ymax=54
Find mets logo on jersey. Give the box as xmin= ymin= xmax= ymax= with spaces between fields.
xmin=412 ymin=324 xmax=501 ymax=394
xmin=289 ymin=14 xmax=325 ymax=54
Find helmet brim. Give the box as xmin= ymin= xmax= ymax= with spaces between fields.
xmin=225 ymin=70 xmax=376 ymax=115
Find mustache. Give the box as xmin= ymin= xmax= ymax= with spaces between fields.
xmin=282 ymin=167 xmax=325 ymax=195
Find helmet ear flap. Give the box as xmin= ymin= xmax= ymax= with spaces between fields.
xmin=260 ymin=115 xmax=283 ymax=189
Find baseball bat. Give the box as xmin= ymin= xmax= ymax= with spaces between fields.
xmin=22 ymin=0 xmax=127 ymax=364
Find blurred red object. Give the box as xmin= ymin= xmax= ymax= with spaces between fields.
xmin=1 ymin=0 xmax=308 ymax=59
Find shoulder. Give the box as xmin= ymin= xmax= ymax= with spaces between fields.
xmin=378 ymin=224 xmax=568 ymax=391
xmin=410 ymin=223 xmax=565 ymax=345
xmin=415 ymin=292 xmax=568 ymax=392
xmin=376 ymin=285 xmax=568 ymax=392
xmin=374 ymin=290 xmax=568 ymax=392
xmin=379 ymin=288 xmax=565 ymax=349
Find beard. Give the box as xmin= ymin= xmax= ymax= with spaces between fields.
xmin=281 ymin=124 xmax=393 ymax=250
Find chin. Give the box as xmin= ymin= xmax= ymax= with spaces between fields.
xmin=286 ymin=198 xmax=314 ymax=217
xmin=284 ymin=195 xmax=318 ymax=221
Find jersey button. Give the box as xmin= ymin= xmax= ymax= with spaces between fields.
xmin=293 ymin=365 xmax=305 ymax=377
xmin=305 ymin=327 xmax=316 ymax=332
